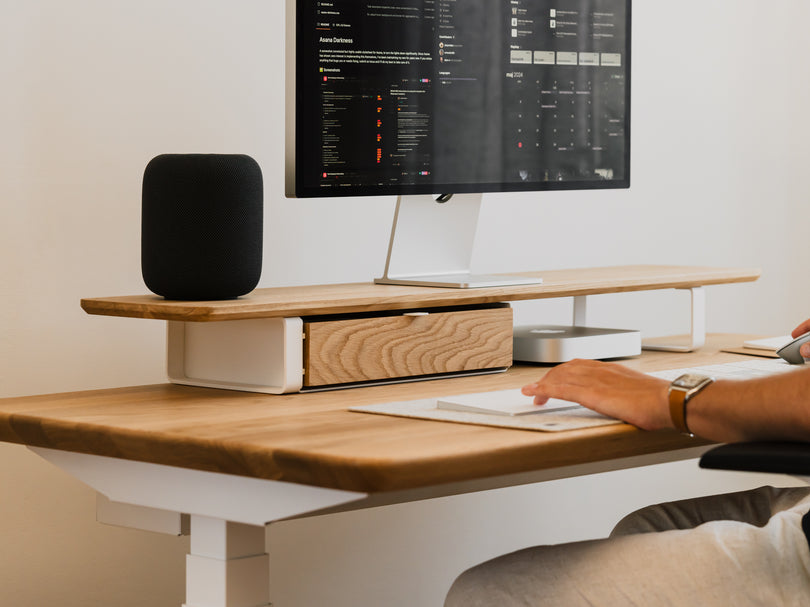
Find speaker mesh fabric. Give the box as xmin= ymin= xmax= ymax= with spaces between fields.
xmin=141 ymin=154 xmax=263 ymax=300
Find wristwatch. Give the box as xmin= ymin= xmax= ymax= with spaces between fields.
xmin=668 ymin=374 xmax=714 ymax=436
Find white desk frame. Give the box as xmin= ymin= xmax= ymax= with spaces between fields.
xmin=30 ymin=445 xmax=718 ymax=607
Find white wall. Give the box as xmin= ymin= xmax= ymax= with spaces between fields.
xmin=3 ymin=1 xmax=810 ymax=605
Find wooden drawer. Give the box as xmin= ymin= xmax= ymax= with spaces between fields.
xmin=303 ymin=304 xmax=512 ymax=388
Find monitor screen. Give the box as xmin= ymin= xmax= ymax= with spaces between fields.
xmin=287 ymin=0 xmax=630 ymax=199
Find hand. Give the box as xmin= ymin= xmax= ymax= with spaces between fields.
xmin=521 ymin=359 xmax=672 ymax=431
xmin=791 ymin=319 xmax=810 ymax=358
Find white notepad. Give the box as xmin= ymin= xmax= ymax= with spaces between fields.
xmin=437 ymin=388 xmax=581 ymax=417
xmin=350 ymin=394 xmax=620 ymax=432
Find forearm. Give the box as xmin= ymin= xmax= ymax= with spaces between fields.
xmin=687 ymin=369 xmax=810 ymax=443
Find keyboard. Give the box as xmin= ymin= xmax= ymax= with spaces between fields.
xmin=647 ymin=358 xmax=797 ymax=381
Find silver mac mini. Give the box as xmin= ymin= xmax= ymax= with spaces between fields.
xmin=513 ymin=325 xmax=641 ymax=364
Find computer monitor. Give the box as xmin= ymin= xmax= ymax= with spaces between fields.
xmin=286 ymin=0 xmax=631 ymax=287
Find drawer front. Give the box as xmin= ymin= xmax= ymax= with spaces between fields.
xmin=303 ymin=306 xmax=512 ymax=387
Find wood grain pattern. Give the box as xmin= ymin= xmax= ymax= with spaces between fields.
xmin=79 ymin=265 xmax=761 ymax=322
xmin=0 ymin=335 xmax=764 ymax=493
xmin=303 ymin=307 xmax=512 ymax=386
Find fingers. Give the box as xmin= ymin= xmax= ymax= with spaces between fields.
xmin=521 ymin=384 xmax=550 ymax=405
xmin=521 ymin=359 xmax=671 ymax=430
xmin=791 ymin=319 xmax=810 ymax=338
xmin=522 ymin=359 xmax=605 ymax=405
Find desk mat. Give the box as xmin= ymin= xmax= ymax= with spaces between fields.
xmin=350 ymin=399 xmax=623 ymax=432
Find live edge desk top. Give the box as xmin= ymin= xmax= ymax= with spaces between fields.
xmin=0 ymin=336 xmax=764 ymax=496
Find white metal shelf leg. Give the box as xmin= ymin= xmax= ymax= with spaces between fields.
xmin=573 ymin=296 xmax=588 ymax=326
xmin=183 ymin=516 xmax=270 ymax=607
xmin=642 ymin=287 xmax=707 ymax=353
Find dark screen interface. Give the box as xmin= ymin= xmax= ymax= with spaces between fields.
xmin=295 ymin=0 xmax=630 ymax=197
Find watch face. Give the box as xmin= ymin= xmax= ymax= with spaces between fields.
xmin=673 ymin=374 xmax=709 ymax=389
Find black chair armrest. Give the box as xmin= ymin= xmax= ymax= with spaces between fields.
xmin=699 ymin=442 xmax=810 ymax=476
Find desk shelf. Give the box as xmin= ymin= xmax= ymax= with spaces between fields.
xmin=79 ymin=265 xmax=760 ymax=393
xmin=81 ymin=264 xmax=760 ymax=322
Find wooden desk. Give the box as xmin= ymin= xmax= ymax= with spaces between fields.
xmin=0 ymin=335 xmax=763 ymax=607
xmin=0 ymin=346 xmax=727 ymax=494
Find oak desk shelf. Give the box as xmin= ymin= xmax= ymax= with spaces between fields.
xmin=81 ymin=264 xmax=760 ymax=321
xmin=78 ymin=264 xmax=761 ymax=394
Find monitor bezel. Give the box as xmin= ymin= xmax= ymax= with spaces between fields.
xmin=285 ymin=0 xmax=631 ymax=199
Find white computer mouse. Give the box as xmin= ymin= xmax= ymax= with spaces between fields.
xmin=776 ymin=332 xmax=810 ymax=364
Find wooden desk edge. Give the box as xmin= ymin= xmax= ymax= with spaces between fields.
xmin=0 ymin=336 xmax=754 ymax=495
xmin=0 ymin=407 xmax=711 ymax=494
xmin=268 ymin=427 xmax=714 ymax=493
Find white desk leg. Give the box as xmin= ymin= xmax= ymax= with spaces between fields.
xmin=98 ymin=501 xmax=269 ymax=607
xmin=184 ymin=516 xmax=270 ymax=607
xmin=30 ymin=448 xmax=367 ymax=607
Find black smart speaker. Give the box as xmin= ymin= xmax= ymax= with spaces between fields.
xmin=141 ymin=154 xmax=263 ymax=300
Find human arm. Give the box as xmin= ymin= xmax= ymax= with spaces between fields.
xmin=522 ymin=359 xmax=810 ymax=443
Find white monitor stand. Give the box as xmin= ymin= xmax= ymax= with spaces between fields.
xmin=374 ymin=193 xmax=544 ymax=288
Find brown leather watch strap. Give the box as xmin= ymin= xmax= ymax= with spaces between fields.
xmin=668 ymin=388 xmax=691 ymax=435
